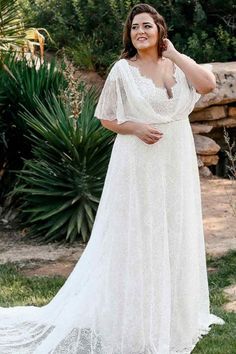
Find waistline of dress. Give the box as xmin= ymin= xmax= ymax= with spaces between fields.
xmin=149 ymin=116 xmax=189 ymax=125
xmin=148 ymin=116 xmax=189 ymax=125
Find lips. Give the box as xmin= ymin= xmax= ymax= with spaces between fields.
xmin=137 ymin=37 xmax=147 ymax=41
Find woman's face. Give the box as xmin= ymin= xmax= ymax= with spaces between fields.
xmin=130 ymin=12 xmax=159 ymax=51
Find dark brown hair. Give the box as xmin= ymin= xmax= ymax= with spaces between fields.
xmin=120 ymin=3 xmax=168 ymax=59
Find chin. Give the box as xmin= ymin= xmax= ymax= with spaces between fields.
xmin=136 ymin=43 xmax=150 ymax=49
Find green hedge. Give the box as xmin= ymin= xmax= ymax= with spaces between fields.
xmin=19 ymin=0 xmax=236 ymax=72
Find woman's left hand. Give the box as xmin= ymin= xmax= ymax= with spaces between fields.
xmin=161 ymin=38 xmax=178 ymax=60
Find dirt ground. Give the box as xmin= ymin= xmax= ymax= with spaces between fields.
xmin=0 ymin=176 xmax=235 ymax=279
xmin=201 ymin=176 xmax=236 ymax=256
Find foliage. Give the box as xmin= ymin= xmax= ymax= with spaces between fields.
xmin=19 ymin=0 xmax=236 ymax=71
xmin=0 ymin=0 xmax=49 ymax=62
xmin=64 ymin=35 xmax=96 ymax=71
xmin=0 ymin=52 xmax=115 ymax=243
xmin=13 ymin=92 xmax=114 ymax=243
xmin=19 ymin=0 xmax=77 ymax=49
xmin=0 ymin=0 xmax=26 ymax=51
xmin=181 ymin=25 xmax=236 ymax=63
xmin=0 ymin=54 xmax=66 ymax=202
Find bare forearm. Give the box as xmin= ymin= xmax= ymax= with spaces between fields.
xmin=100 ymin=119 xmax=163 ymax=145
xmin=101 ymin=119 xmax=140 ymax=135
xmin=169 ymin=51 xmax=216 ymax=94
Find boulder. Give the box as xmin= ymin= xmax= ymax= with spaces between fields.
xmin=202 ymin=116 xmax=236 ymax=128
xmin=194 ymin=62 xmax=236 ymax=110
xmin=229 ymin=106 xmax=236 ymax=117
xmin=190 ymin=105 xmax=227 ymax=122
xmin=191 ymin=123 xmax=213 ymax=134
xmin=198 ymin=154 xmax=219 ymax=166
xmin=197 ymin=156 xmax=204 ymax=167
xmin=199 ymin=166 xmax=213 ymax=177
xmin=193 ymin=134 xmax=221 ymax=155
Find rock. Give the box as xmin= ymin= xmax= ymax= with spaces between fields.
xmin=194 ymin=62 xmax=236 ymax=110
xmin=191 ymin=123 xmax=213 ymax=134
xmin=198 ymin=154 xmax=219 ymax=166
xmin=197 ymin=156 xmax=204 ymax=167
xmin=202 ymin=116 xmax=236 ymax=128
xmin=229 ymin=106 xmax=236 ymax=117
xmin=190 ymin=105 xmax=227 ymax=122
xmin=194 ymin=134 xmax=221 ymax=155
xmin=199 ymin=166 xmax=213 ymax=177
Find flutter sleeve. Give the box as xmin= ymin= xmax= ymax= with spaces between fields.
xmin=189 ymin=81 xmax=202 ymax=106
xmin=94 ymin=62 xmax=127 ymax=124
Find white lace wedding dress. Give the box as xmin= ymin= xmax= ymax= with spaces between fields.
xmin=0 ymin=57 xmax=225 ymax=354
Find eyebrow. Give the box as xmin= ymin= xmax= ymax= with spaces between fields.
xmin=132 ymin=22 xmax=153 ymax=25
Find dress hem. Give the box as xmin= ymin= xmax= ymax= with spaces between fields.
xmin=169 ymin=313 xmax=225 ymax=354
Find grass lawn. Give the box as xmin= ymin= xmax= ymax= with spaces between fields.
xmin=0 ymin=250 xmax=235 ymax=353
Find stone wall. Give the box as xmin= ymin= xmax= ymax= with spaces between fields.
xmin=190 ymin=62 xmax=236 ymax=177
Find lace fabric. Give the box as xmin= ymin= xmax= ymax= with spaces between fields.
xmin=94 ymin=58 xmax=201 ymax=125
xmin=0 ymin=57 xmax=225 ymax=353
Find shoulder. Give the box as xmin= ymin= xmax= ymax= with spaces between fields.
xmin=111 ymin=58 xmax=127 ymax=70
xmin=106 ymin=59 xmax=127 ymax=79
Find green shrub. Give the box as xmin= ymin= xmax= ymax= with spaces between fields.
xmin=14 ymin=91 xmax=114 ymax=243
xmin=19 ymin=0 xmax=236 ymax=71
xmin=0 ymin=55 xmax=66 ymax=203
xmin=65 ymin=35 xmax=96 ymax=71
xmin=182 ymin=25 xmax=236 ymax=63
xmin=19 ymin=0 xmax=76 ymax=49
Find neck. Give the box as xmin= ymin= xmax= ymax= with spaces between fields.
xmin=136 ymin=47 xmax=162 ymax=63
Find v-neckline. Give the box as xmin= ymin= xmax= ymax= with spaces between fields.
xmin=122 ymin=58 xmax=178 ymax=99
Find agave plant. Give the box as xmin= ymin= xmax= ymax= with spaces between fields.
xmin=0 ymin=54 xmax=66 ymax=203
xmin=0 ymin=54 xmax=66 ymax=112
xmin=0 ymin=0 xmax=25 ymax=52
xmin=0 ymin=0 xmax=50 ymax=63
xmin=14 ymin=90 xmax=114 ymax=243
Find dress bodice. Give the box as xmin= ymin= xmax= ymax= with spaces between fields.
xmin=127 ymin=64 xmax=182 ymax=117
xmin=95 ymin=58 xmax=202 ymax=125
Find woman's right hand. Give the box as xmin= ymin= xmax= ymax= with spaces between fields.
xmin=100 ymin=120 xmax=163 ymax=144
xmin=133 ymin=123 xmax=164 ymax=144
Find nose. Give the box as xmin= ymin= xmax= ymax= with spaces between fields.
xmin=137 ymin=26 xmax=145 ymax=34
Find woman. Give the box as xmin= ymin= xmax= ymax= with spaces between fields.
xmin=0 ymin=3 xmax=225 ymax=354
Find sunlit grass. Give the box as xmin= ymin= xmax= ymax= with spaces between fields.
xmin=0 ymin=263 xmax=64 ymax=307
xmin=192 ymin=250 xmax=236 ymax=353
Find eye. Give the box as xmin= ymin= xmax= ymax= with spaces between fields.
xmin=145 ymin=25 xmax=152 ymax=28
